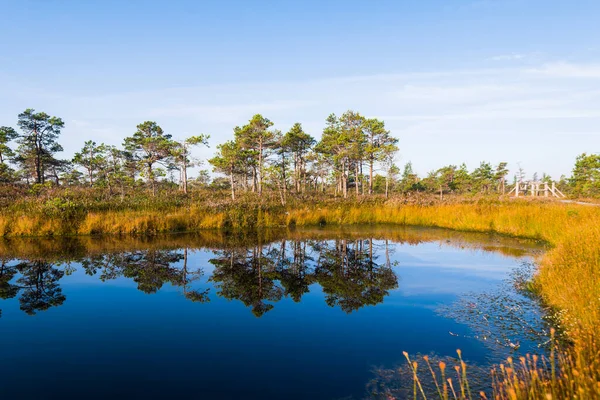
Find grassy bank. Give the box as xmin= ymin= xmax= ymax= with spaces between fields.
xmin=1 ymin=195 xmax=599 ymax=398
xmin=0 ymin=193 xmax=591 ymax=240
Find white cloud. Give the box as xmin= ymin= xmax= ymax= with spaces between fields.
xmin=527 ymin=62 xmax=600 ymax=78
xmin=148 ymin=100 xmax=315 ymax=123
xmin=489 ymin=53 xmax=528 ymax=61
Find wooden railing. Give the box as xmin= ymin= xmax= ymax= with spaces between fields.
xmin=507 ymin=181 xmax=566 ymax=198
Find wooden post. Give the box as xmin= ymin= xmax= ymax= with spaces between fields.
xmin=551 ymin=182 xmax=556 ymax=197
xmin=530 ymin=182 xmax=535 ymax=197
xmin=515 ymin=181 xmax=519 ymax=197
xmin=544 ymin=182 xmax=549 ymax=197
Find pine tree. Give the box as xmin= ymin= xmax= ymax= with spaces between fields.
xmin=15 ymin=109 xmax=65 ymax=184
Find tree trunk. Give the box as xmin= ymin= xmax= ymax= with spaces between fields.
xmin=342 ymin=163 xmax=348 ymax=199
xmin=89 ymin=147 xmax=94 ymax=186
xmin=147 ymin=162 xmax=156 ymax=196
xmin=294 ymin=154 xmax=299 ymax=193
xmin=179 ymin=167 xmax=183 ymax=191
xmin=334 ymin=176 xmax=338 ymax=197
xmin=35 ymin=131 xmax=43 ymax=184
xmin=230 ymin=165 xmax=236 ymax=200
xmin=321 ymin=171 xmax=325 ymax=193
xmin=369 ymin=157 xmax=374 ymax=195
xmin=258 ymin=138 xmax=263 ymax=195
xmin=41 ymin=161 xmax=46 ymax=184
xmin=355 ymin=163 xmax=359 ymax=196
xmin=278 ymin=179 xmax=285 ymax=206
xmin=281 ymin=151 xmax=287 ymax=198
xmin=385 ymin=175 xmax=389 ymax=198
xmin=182 ymin=156 xmax=188 ymax=194
xmin=302 ymin=158 xmax=306 ymax=194
xmin=51 ymin=167 xmax=59 ymax=185
xmin=361 ymin=161 xmax=364 ymax=196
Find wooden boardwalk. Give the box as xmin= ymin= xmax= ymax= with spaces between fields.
xmin=508 ymin=181 xmax=566 ymax=198
xmin=559 ymin=200 xmax=600 ymax=207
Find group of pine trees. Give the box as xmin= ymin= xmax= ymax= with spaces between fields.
xmin=209 ymin=112 xmax=399 ymax=200
xmin=0 ymin=108 xmax=594 ymax=200
xmin=0 ymin=109 xmax=208 ymax=195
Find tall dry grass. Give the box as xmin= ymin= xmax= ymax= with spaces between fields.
xmin=284 ymin=200 xmax=594 ymax=243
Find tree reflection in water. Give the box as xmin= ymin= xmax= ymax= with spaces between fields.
xmin=315 ymin=239 xmax=398 ymax=313
xmin=209 ymin=238 xmax=398 ymax=316
xmin=0 ymin=258 xmax=19 ymax=317
xmin=209 ymin=245 xmax=285 ymax=317
xmin=0 ymin=237 xmax=399 ymax=317
xmin=0 ymin=259 xmax=67 ymax=315
xmin=81 ymin=247 xmax=210 ymax=301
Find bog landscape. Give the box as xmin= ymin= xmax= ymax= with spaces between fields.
xmin=1 ymin=1 xmax=599 ymax=400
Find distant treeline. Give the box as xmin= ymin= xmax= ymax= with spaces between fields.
xmin=1 ymin=109 xmax=598 ymax=200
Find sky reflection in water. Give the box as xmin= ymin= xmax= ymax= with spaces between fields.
xmin=0 ymin=227 xmax=545 ymax=400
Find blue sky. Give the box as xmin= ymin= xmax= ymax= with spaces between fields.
xmin=1 ymin=0 xmax=599 ymax=179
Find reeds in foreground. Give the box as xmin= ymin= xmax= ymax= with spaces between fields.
xmin=400 ymin=350 xmax=478 ymax=400
xmin=397 ymin=329 xmax=600 ymax=400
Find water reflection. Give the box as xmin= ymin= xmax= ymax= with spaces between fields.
xmin=0 ymin=227 xmax=547 ymax=400
xmin=85 ymin=250 xmax=185 ymax=294
xmin=208 ymin=239 xmax=398 ymax=316
xmin=315 ymin=239 xmax=397 ymax=313
xmin=1 ymin=259 xmax=19 ymax=318
xmin=81 ymin=248 xmax=211 ymax=302
xmin=0 ymin=228 xmax=544 ymax=319
xmin=1 ymin=259 xmax=66 ymax=316
xmin=2 ymin=238 xmax=400 ymax=317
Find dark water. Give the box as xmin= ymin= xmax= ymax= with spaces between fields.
xmin=0 ymin=227 xmax=547 ymax=400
